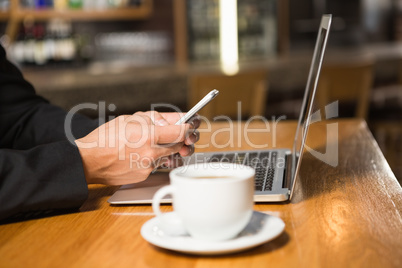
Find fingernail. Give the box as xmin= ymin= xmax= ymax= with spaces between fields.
xmin=192 ymin=132 xmax=199 ymax=142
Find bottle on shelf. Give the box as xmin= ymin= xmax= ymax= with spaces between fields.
xmin=47 ymin=19 xmax=76 ymax=62
xmin=23 ymin=18 xmax=36 ymax=64
xmin=19 ymin=0 xmax=145 ymax=10
xmin=21 ymin=0 xmax=35 ymax=8
xmin=68 ymin=0 xmax=82 ymax=9
xmin=9 ymin=18 xmax=79 ymax=66
xmin=33 ymin=23 xmax=46 ymax=65
xmin=54 ymin=0 xmax=68 ymax=10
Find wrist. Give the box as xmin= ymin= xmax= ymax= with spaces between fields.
xmin=75 ymin=138 xmax=96 ymax=184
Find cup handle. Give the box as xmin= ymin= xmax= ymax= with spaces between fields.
xmin=152 ymin=185 xmax=175 ymax=218
xmin=152 ymin=185 xmax=187 ymax=236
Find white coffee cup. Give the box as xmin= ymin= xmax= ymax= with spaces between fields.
xmin=152 ymin=163 xmax=255 ymax=241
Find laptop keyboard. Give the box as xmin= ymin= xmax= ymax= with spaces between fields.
xmin=207 ymin=151 xmax=277 ymax=191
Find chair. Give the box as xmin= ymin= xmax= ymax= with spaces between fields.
xmin=188 ymin=70 xmax=268 ymax=120
xmin=316 ymin=58 xmax=374 ymax=119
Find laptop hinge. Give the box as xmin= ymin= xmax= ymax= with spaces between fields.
xmin=282 ymin=153 xmax=293 ymax=189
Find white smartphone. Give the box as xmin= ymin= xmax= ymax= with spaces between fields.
xmin=175 ymin=89 xmax=219 ymax=125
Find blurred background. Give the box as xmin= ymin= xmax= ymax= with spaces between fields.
xmin=0 ymin=0 xmax=401 ymax=182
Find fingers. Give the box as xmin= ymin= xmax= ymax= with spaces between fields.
xmin=156 ymin=144 xmax=192 ymax=170
xmin=136 ymin=111 xmax=183 ymax=126
xmin=151 ymin=113 xmax=199 ymax=145
xmin=154 ymin=141 xmax=185 ymax=159
xmin=152 ymin=131 xmax=195 ymax=161
xmin=185 ymin=129 xmax=199 ymax=145
xmin=133 ymin=111 xmax=168 ymax=126
xmin=186 ymin=114 xmax=201 ymax=129
xmin=158 ymin=153 xmax=184 ymax=169
xmin=147 ymin=111 xmax=170 ymax=126
xmin=179 ymin=144 xmax=194 ymax=157
xmin=124 ymin=112 xmax=195 ymax=146
xmin=157 ymin=112 xmax=201 ymax=127
xmin=125 ymin=111 xmax=198 ymax=163
xmin=154 ymin=124 xmax=192 ymax=144
xmin=158 ymin=112 xmax=185 ymax=125
xmin=136 ymin=111 xmax=201 ymax=130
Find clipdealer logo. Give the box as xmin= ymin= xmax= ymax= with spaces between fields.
xmin=63 ymin=101 xmax=339 ymax=168
xmin=305 ymin=101 xmax=339 ymax=167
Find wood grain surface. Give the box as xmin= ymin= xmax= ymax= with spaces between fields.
xmin=1 ymin=119 xmax=401 ymax=268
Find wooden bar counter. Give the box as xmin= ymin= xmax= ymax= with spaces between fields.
xmin=0 ymin=119 xmax=401 ymax=267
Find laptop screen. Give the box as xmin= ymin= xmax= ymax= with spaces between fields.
xmin=289 ymin=15 xmax=332 ymax=199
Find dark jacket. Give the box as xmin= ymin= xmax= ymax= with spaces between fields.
xmin=0 ymin=44 xmax=98 ymax=221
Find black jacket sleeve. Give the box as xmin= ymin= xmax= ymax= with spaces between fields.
xmin=0 ymin=44 xmax=98 ymax=221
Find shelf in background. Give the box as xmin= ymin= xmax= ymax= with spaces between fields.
xmin=15 ymin=7 xmax=152 ymax=21
xmin=4 ymin=0 xmax=153 ymax=41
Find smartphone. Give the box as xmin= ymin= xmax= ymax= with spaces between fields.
xmin=175 ymin=89 xmax=219 ymax=125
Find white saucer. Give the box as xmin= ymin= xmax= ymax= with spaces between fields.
xmin=141 ymin=211 xmax=285 ymax=255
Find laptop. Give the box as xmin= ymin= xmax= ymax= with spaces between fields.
xmin=108 ymin=14 xmax=332 ymax=204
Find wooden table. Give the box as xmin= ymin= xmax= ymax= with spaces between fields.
xmin=1 ymin=119 xmax=401 ymax=267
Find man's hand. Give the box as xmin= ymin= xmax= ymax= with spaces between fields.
xmin=75 ymin=111 xmax=200 ymax=185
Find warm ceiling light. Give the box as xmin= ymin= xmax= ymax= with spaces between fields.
xmin=219 ymin=0 xmax=239 ymax=75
